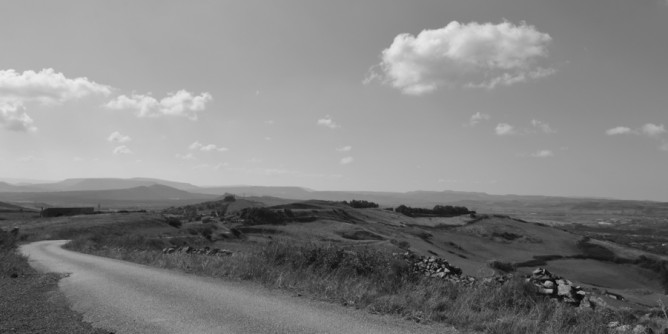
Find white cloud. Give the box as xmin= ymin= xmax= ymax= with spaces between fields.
xmin=641 ymin=123 xmax=666 ymax=138
xmin=188 ymin=141 xmax=228 ymax=152
xmin=531 ymin=119 xmax=556 ymax=133
xmin=468 ymin=112 xmax=491 ymax=126
xmin=201 ymin=144 xmax=228 ymax=152
xmin=531 ymin=150 xmax=554 ymax=158
xmin=340 ymin=156 xmax=354 ymax=165
xmin=605 ymin=126 xmax=633 ymax=135
xmin=317 ymin=115 xmax=340 ymax=129
xmin=369 ymin=21 xmax=553 ymax=94
xmin=336 ymin=145 xmax=352 ymax=152
xmin=107 ymin=131 xmax=132 ymax=143
xmin=112 ymin=145 xmax=133 ymax=155
xmin=175 ymin=153 xmax=196 ymax=160
xmin=189 ymin=141 xmax=203 ymax=150
xmin=606 ymin=123 xmax=668 ymax=151
xmin=0 ymin=68 xmax=111 ymax=131
xmin=495 ymin=123 xmax=516 ymax=136
xmin=105 ymin=90 xmax=212 ymax=120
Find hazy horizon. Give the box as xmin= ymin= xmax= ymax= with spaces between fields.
xmin=1 ymin=1 xmax=667 ymax=201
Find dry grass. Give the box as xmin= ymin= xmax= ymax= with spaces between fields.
xmin=64 ymin=232 xmax=666 ymax=333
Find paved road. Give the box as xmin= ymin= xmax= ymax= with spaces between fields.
xmin=21 ymin=240 xmax=458 ymax=334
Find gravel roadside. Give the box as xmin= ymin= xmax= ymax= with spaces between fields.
xmin=1 ymin=249 xmax=111 ymax=334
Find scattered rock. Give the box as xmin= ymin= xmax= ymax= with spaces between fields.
xmin=162 ymin=246 xmax=234 ymax=257
xmin=526 ymin=268 xmax=588 ymax=307
xmin=395 ymin=252 xmax=476 ymax=284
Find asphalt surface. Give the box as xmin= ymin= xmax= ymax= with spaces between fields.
xmin=20 ymin=240 xmax=458 ymax=334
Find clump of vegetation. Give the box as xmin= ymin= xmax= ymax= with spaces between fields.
xmin=343 ymin=199 xmax=379 ymax=209
xmin=575 ymin=237 xmax=618 ymax=262
xmin=395 ymin=204 xmax=471 ymax=217
xmin=489 ymin=260 xmax=515 ymax=273
xmin=515 ymin=255 xmax=564 ymax=268
xmin=164 ymin=216 xmax=182 ymax=228
xmin=238 ymin=207 xmax=287 ymax=225
xmin=390 ymin=239 xmax=411 ymax=250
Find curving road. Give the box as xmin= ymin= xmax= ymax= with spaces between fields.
xmin=20 ymin=240 xmax=458 ymax=334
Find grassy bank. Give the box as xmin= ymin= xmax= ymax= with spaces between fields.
xmin=64 ymin=233 xmax=665 ymax=334
xmin=0 ymin=229 xmax=110 ymax=334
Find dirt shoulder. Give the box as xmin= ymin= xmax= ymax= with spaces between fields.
xmin=0 ymin=248 xmax=110 ymax=334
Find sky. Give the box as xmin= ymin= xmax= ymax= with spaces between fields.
xmin=0 ymin=0 xmax=667 ymax=201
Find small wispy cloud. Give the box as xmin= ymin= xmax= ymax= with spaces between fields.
xmin=113 ymin=145 xmax=133 ymax=155
xmin=495 ymin=123 xmax=516 ymax=136
xmin=531 ymin=149 xmax=554 ymax=158
xmin=175 ymin=153 xmax=196 ymax=160
xmin=105 ymin=90 xmax=212 ymax=121
xmin=107 ymin=131 xmax=132 ymax=143
xmin=468 ymin=112 xmax=491 ymax=126
xmin=340 ymin=156 xmax=354 ymax=165
xmin=317 ymin=115 xmax=340 ymax=129
xmin=531 ymin=119 xmax=556 ymax=134
xmin=641 ymin=123 xmax=666 ymax=138
xmin=189 ymin=141 xmax=228 ymax=152
xmin=336 ymin=145 xmax=352 ymax=152
xmin=605 ymin=123 xmax=667 ymax=151
xmin=605 ymin=126 xmax=633 ymax=135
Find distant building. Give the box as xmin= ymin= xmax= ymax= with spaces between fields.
xmin=41 ymin=207 xmax=95 ymax=217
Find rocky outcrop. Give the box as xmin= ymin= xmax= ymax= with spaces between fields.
xmin=397 ymin=252 xmax=476 ymax=284
xmin=162 ymin=246 xmax=233 ymax=256
xmin=526 ymin=268 xmax=588 ymax=307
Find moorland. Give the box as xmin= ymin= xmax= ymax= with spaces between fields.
xmin=2 ymin=177 xmax=668 ymax=333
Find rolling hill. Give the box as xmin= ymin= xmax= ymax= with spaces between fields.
xmin=2 ymin=178 xmax=667 ymax=216
xmin=0 ymin=184 xmax=217 ymax=208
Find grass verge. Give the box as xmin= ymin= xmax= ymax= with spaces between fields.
xmin=64 ymin=232 xmax=668 ymax=334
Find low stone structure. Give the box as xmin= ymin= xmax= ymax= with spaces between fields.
xmin=162 ymin=246 xmax=233 ymax=257
xmin=526 ymin=268 xmax=588 ymax=307
xmin=396 ymin=252 xmax=476 ymax=284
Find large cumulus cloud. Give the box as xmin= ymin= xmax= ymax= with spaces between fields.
xmin=368 ymin=21 xmax=555 ymax=94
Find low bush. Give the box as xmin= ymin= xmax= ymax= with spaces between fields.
xmin=489 ymin=260 xmax=515 ymax=273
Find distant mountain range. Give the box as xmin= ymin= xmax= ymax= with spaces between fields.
xmin=0 ymin=177 xmax=667 ymax=214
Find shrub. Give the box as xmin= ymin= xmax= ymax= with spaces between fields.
xmin=343 ymin=200 xmax=379 ymax=209
xmin=489 ymin=260 xmax=516 ymax=273
xmin=164 ymin=216 xmax=182 ymax=228
xmin=238 ymin=207 xmax=286 ymax=225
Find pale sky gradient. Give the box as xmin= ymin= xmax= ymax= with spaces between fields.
xmin=1 ymin=0 xmax=667 ymax=201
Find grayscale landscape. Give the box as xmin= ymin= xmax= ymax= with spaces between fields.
xmin=1 ymin=1 xmax=668 ymax=334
